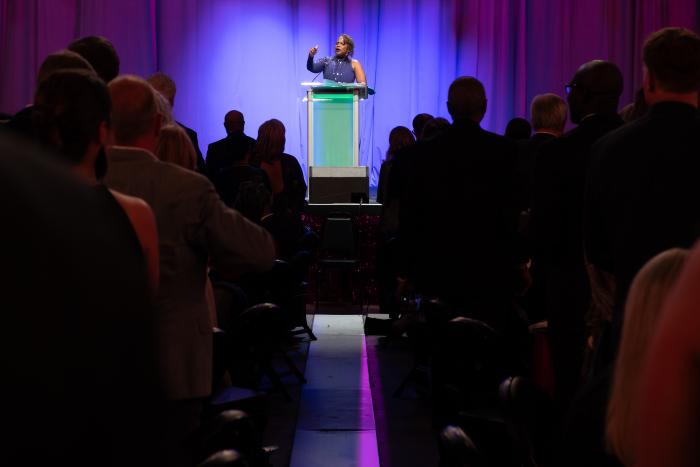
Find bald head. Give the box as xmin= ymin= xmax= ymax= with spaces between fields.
xmin=224 ymin=110 xmax=245 ymax=135
xmin=568 ymin=60 xmax=623 ymax=123
xmin=108 ymin=75 xmax=160 ymax=150
xmin=447 ymin=77 xmax=487 ymax=123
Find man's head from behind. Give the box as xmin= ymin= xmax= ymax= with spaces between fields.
xmin=643 ymin=27 xmax=700 ymax=107
xmin=447 ymin=77 xmax=487 ymax=123
xmin=108 ymin=75 xmax=161 ymax=152
xmin=67 ymin=36 xmax=120 ymax=83
xmin=530 ymin=93 xmax=568 ymax=135
xmin=412 ymin=113 xmax=433 ymax=140
xmin=566 ymin=60 xmax=623 ymax=124
xmin=147 ymin=72 xmax=177 ymax=108
xmin=36 ymin=50 xmax=95 ymax=88
xmin=224 ymin=110 xmax=245 ymax=135
xmin=34 ymin=70 xmax=110 ymax=167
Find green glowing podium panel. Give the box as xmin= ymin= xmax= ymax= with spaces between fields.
xmin=305 ymin=83 xmax=368 ymax=168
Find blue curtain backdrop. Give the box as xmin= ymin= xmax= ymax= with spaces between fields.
xmin=1 ymin=0 xmax=697 ymax=185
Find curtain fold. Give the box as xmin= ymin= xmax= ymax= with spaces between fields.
xmin=1 ymin=0 xmax=696 ymax=185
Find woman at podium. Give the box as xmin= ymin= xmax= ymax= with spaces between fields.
xmin=307 ymin=34 xmax=366 ymax=84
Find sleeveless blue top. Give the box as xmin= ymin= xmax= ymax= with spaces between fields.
xmin=306 ymin=55 xmax=356 ymax=83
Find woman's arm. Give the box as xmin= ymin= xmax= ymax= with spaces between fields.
xmin=110 ymin=190 xmax=160 ymax=295
xmin=352 ymin=59 xmax=367 ymax=84
xmin=307 ymin=46 xmax=325 ymax=73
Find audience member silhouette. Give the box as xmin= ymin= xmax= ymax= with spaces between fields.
xmin=412 ymin=112 xmax=434 ymax=141
xmin=636 ymin=242 xmax=700 ymax=467
xmin=148 ymin=72 xmax=205 ymax=171
xmin=403 ymin=76 xmax=522 ymax=333
xmin=153 ymin=89 xmax=175 ymax=125
xmin=156 ymin=123 xmax=198 ymax=170
xmin=102 ymin=75 xmax=275 ymax=466
xmin=505 ymin=117 xmax=532 ymax=140
xmin=5 ymin=49 xmax=94 ymax=140
xmin=517 ymin=93 xmax=568 ymax=212
xmin=251 ymin=119 xmax=307 ymax=223
xmin=377 ymin=125 xmax=415 ymax=205
xmin=584 ymin=27 xmax=700 ymax=359
xmin=67 ymin=35 xmax=120 ymax=83
xmin=516 ymin=93 xmax=568 ymax=324
xmin=0 ymin=133 xmax=162 ymax=467
xmin=206 ymin=110 xmax=257 ymax=179
xmin=384 ymin=116 xmax=450 ymax=279
xmin=530 ymin=60 xmax=624 ymax=415
xmin=376 ymin=126 xmax=416 ymax=319
xmin=557 ymin=248 xmax=687 ymax=467
xmin=421 ymin=117 xmax=451 ymax=140
xmin=605 ymin=248 xmax=688 ymax=466
xmin=34 ymin=69 xmax=160 ymax=294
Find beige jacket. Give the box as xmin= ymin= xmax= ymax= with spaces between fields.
xmin=105 ymin=146 xmax=275 ymax=400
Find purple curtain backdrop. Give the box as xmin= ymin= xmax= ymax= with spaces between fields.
xmin=1 ymin=0 xmax=697 ymax=185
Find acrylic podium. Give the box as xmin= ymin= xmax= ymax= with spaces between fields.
xmin=304 ymin=82 xmax=371 ymax=203
xmin=305 ymin=82 xmax=368 ymax=167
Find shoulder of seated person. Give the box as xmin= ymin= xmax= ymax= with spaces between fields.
xmin=110 ymin=189 xmax=150 ymax=210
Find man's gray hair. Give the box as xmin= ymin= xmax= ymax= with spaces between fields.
xmin=530 ymin=93 xmax=568 ymax=132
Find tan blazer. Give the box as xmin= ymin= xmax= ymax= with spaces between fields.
xmin=104 ymin=146 xmax=275 ymax=400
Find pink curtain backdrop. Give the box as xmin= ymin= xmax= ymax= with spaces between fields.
xmin=1 ymin=0 xmax=696 ymax=183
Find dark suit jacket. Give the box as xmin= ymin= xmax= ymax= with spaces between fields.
xmin=403 ymin=118 xmax=520 ymax=308
xmin=585 ymin=102 xmax=700 ymax=330
xmin=1 ymin=136 xmax=161 ymax=466
xmin=206 ymin=132 xmax=256 ymax=179
xmin=105 ymin=146 xmax=275 ymax=400
xmin=532 ymin=113 xmax=623 ymax=272
xmin=530 ymin=113 xmax=623 ymax=396
xmin=178 ymin=121 xmax=205 ymax=172
xmin=516 ymin=132 xmax=556 ymax=212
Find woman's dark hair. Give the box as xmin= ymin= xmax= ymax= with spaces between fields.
xmin=339 ymin=34 xmax=354 ymax=57
xmin=386 ymin=126 xmax=415 ymax=161
xmin=34 ymin=69 xmax=111 ymax=166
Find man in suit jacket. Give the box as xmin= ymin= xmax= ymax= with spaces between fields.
xmin=403 ymin=77 xmax=522 ymax=333
xmin=206 ymin=110 xmax=256 ymax=179
xmin=517 ymin=93 xmax=568 ymax=213
xmin=585 ymin=27 xmax=700 ymax=355
xmin=103 ymin=76 xmax=275 ymax=463
xmin=148 ymin=72 xmax=206 ymax=171
xmin=530 ymin=60 xmax=624 ymax=413
xmin=516 ymin=94 xmax=568 ymax=324
xmin=1 ymin=134 xmax=161 ymax=466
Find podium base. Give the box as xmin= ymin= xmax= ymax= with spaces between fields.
xmin=308 ymin=166 xmax=369 ymax=204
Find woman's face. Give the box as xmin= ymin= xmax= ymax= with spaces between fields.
xmin=335 ymin=36 xmax=349 ymax=58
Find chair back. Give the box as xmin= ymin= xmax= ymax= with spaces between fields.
xmin=439 ymin=425 xmax=486 ymax=467
xmin=197 ymin=449 xmax=249 ymax=467
xmin=498 ymin=376 xmax=553 ymax=466
xmin=319 ymin=214 xmax=357 ymax=258
xmin=433 ymin=317 xmax=513 ymax=411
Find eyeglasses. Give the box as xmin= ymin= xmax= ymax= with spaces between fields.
xmin=564 ymin=82 xmax=579 ymax=94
